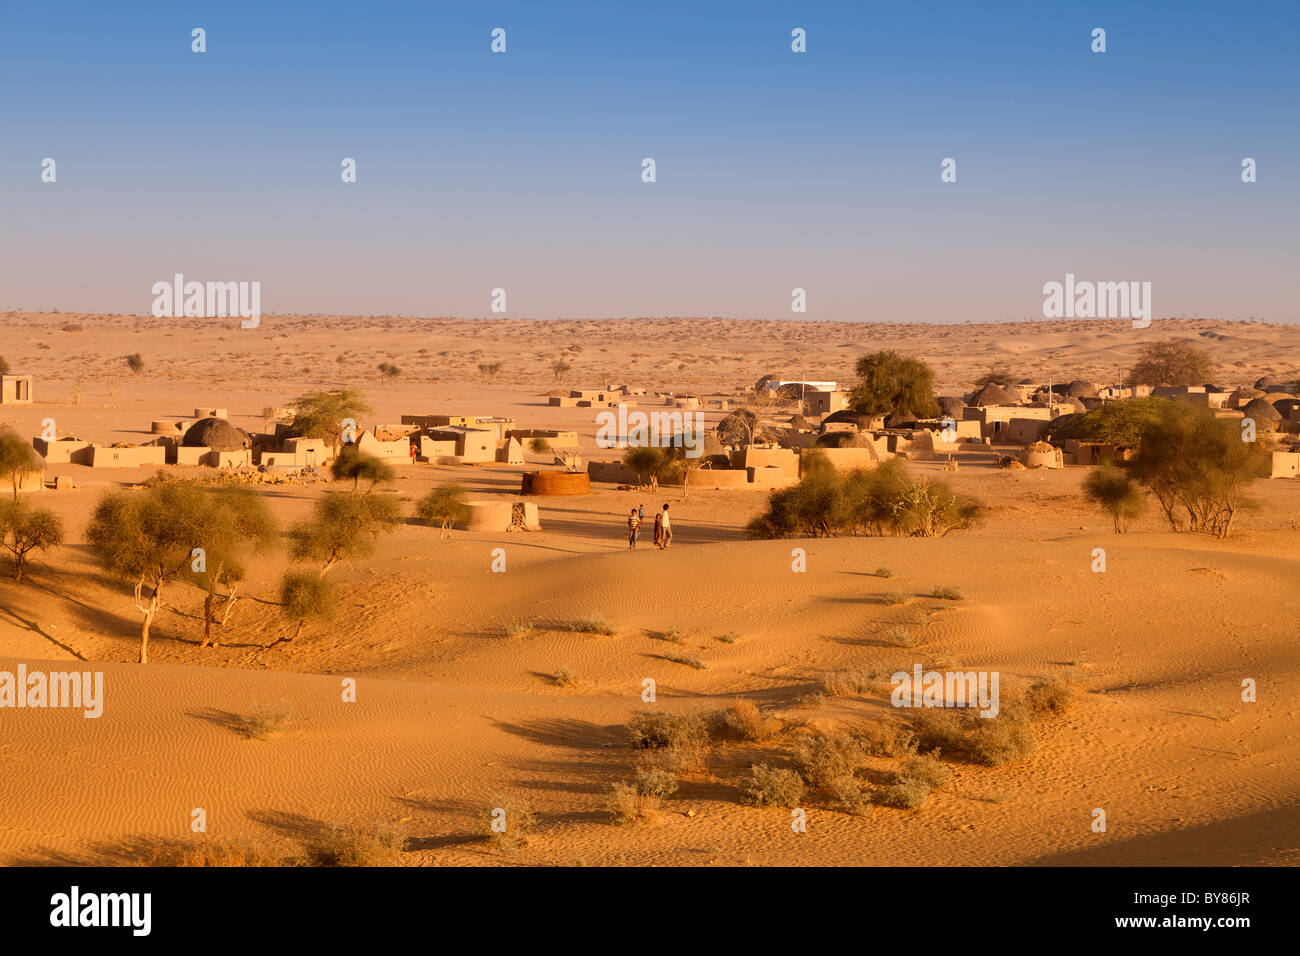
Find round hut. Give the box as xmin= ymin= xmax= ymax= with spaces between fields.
xmin=182 ymin=417 xmax=251 ymax=451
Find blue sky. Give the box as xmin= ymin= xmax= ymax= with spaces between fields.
xmin=2 ymin=0 xmax=1296 ymax=321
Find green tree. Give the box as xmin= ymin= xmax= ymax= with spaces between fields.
xmin=290 ymin=492 xmax=402 ymax=575
xmin=848 ymin=351 xmax=939 ymax=419
xmin=0 ymin=500 xmax=64 ymax=582
xmin=1127 ymin=339 xmax=1213 ymax=386
xmin=0 ymin=429 xmax=43 ymax=500
xmin=275 ymin=570 xmax=336 ymax=644
xmin=415 ymin=485 xmax=470 ymax=538
xmin=331 ymin=445 xmax=396 ymax=491
xmin=286 ymin=389 xmax=373 ymax=458
xmin=624 ymin=446 xmax=670 ymax=489
xmin=180 ymin=485 xmax=276 ymax=647
xmin=1048 ymin=396 xmax=1172 ymax=447
xmin=1082 ymin=465 xmax=1145 ymax=533
xmin=86 ymin=480 xmax=211 ymax=663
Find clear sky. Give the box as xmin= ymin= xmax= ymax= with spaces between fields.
xmin=2 ymin=0 xmax=1296 ymax=322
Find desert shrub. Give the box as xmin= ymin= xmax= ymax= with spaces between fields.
xmin=913 ymin=705 xmax=1036 ymax=767
xmin=1083 ymin=464 xmax=1145 ymax=533
xmin=793 ymin=733 xmax=866 ymax=788
xmin=278 ymin=570 xmax=335 ymax=643
xmin=528 ymin=437 xmax=551 ymax=454
xmin=572 ymin=616 xmax=616 ymax=635
xmin=626 ymin=711 xmax=709 ymax=753
xmin=125 ymin=353 xmax=145 ymax=374
xmin=717 ymin=631 xmax=741 ymax=644
xmin=821 ymin=669 xmax=873 ymax=697
xmin=476 ymin=794 xmax=536 ymax=852
xmin=633 ymin=767 xmax=679 ymax=798
xmin=881 ymin=625 xmax=915 ymax=646
xmin=875 ymin=566 xmax=894 ymax=578
xmin=711 ymin=700 xmax=781 ymax=742
xmin=298 ymin=825 xmax=405 ymax=866
xmin=899 ymin=753 xmax=952 ymax=789
xmin=879 ymin=778 xmax=931 ymax=810
xmin=882 ymin=592 xmax=912 ymax=606
xmin=665 ymin=650 xmax=705 ymax=670
xmin=137 ymin=838 xmax=285 ymax=867
xmin=235 ymin=701 xmax=292 ymax=739
xmin=0 ymin=429 xmax=45 ymax=500
xmin=739 ymin=764 xmax=805 ymax=808
xmin=829 ymin=775 xmax=873 ymax=815
xmin=857 ymin=721 xmax=919 ymax=758
xmin=604 ymin=782 xmax=659 ymax=825
xmin=1025 ymin=678 xmax=1074 ymax=717
xmin=930 ymin=586 xmax=964 ymax=601
xmin=549 ymin=668 xmax=577 ymax=687
xmin=624 ymin=446 xmax=671 ymax=488
xmin=504 ymin=618 xmax=535 ymax=639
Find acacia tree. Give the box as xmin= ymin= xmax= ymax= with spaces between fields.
xmin=181 ymin=485 xmax=276 ymax=647
xmin=285 ymin=389 xmax=373 ymax=459
xmin=86 ymin=481 xmax=211 ymax=663
xmin=415 ymin=485 xmax=470 ymax=538
xmin=331 ymin=445 xmax=396 ymax=491
xmin=275 ymin=570 xmax=335 ymax=645
xmin=0 ymin=500 xmax=64 ymax=581
xmin=624 ymin=446 xmax=670 ymax=489
xmin=1082 ymin=465 xmax=1145 ymax=533
xmin=0 ymin=430 xmax=43 ymax=500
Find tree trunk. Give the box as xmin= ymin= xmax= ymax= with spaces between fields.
xmin=201 ymin=591 xmax=214 ymax=648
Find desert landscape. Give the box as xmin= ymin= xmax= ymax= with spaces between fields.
xmin=0 ymin=311 xmax=1296 ymax=867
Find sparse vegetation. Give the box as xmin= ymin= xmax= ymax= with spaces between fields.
xmin=549 ymin=668 xmax=578 ymax=687
xmin=665 ymin=650 xmax=705 ymax=670
xmin=234 ymin=701 xmax=292 ymax=739
xmin=930 ymin=586 xmax=964 ymax=601
xmin=882 ymin=592 xmax=912 ymax=606
xmin=1025 ymin=678 xmax=1075 ymax=716
xmin=298 ymin=825 xmax=405 ymax=866
xmin=1128 ymin=339 xmax=1213 ymax=386
xmin=711 ymin=700 xmax=781 ymax=742
xmin=875 ymin=566 xmax=894 ymax=578
xmin=571 ymin=615 xmax=616 ymax=635
xmin=125 ymin=353 xmax=145 ymax=374
xmin=331 ymin=445 xmax=395 ymax=491
xmin=603 ymin=782 xmax=659 ymax=825
xmin=880 ymin=625 xmax=915 ymax=646
xmin=857 ymin=720 xmax=919 ymax=758
xmin=821 ymin=669 xmax=873 ymax=696
xmin=277 ymin=571 xmax=335 ymax=644
xmin=0 ymin=500 xmax=63 ymax=581
xmin=633 ymin=767 xmax=679 ymax=799
xmin=477 ymin=794 xmax=536 ymax=852
xmin=740 ymin=763 xmax=805 ymax=808
xmin=792 ymin=733 xmax=866 ymax=788
xmin=1083 ymin=464 xmax=1145 ymax=533
xmin=879 ymin=777 xmax=932 ymax=809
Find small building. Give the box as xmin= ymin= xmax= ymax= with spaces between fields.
xmin=1 ymin=375 xmax=33 ymax=404
xmin=803 ymin=390 xmax=850 ymax=417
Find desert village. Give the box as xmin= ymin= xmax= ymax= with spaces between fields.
xmin=7 ymin=367 xmax=1300 ymax=504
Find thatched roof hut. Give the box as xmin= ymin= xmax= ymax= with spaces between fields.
xmin=1064 ymin=380 xmax=1098 ymax=398
xmin=182 ymin=417 xmax=250 ymax=451
xmin=788 ymin=414 xmax=813 ymax=432
xmin=936 ymin=396 xmax=965 ymax=418
xmin=1241 ymin=397 xmax=1282 ymax=422
xmin=1228 ymin=387 xmax=1266 ymax=408
xmin=968 ymin=383 xmax=1017 ymax=406
xmin=821 ymin=409 xmax=871 ymax=429
xmin=715 ymin=409 xmax=783 ymax=446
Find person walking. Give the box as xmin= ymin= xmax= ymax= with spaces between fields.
xmin=653 ymin=508 xmax=664 ymax=548
xmin=627 ymin=508 xmax=641 ymax=549
xmin=658 ymin=503 xmax=672 ymax=550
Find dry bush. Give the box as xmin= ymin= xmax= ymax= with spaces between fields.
xmin=549 ymin=668 xmax=578 ymax=687
xmin=604 ymin=782 xmax=660 ymax=825
xmin=911 ymin=705 xmax=1036 ymax=767
xmin=899 ymin=752 xmax=952 ymax=789
xmin=297 ymin=825 xmax=405 ymax=866
xmin=880 ymin=778 xmax=932 ymax=809
xmin=1026 ymin=678 xmax=1074 ymax=717
xmin=829 ymin=775 xmax=873 ymax=816
xmin=633 ymin=767 xmax=679 ymax=798
xmin=793 ymin=733 xmax=867 ymax=788
xmin=665 ymin=650 xmax=706 ymax=670
xmin=857 ymin=720 xmax=919 ymax=758
xmin=711 ymin=700 xmax=781 ymax=742
xmin=880 ymin=625 xmax=916 ymax=647
xmin=236 ymin=701 xmax=292 ymax=740
xmin=504 ymin=618 xmax=535 ymax=639
xmin=875 ymin=567 xmax=894 ymax=578
xmin=136 ymin=838 xmax=285 ymax=867
xmin=882 ymin=592 xmax=912 ymax=606
xmin=572 ymin=616 xmax=616 ymax=635
xmin=793 ymin=690 xmax=828 ymax=709
xmin=627 ymin=711 xmax=709 ymax=773
xmin=476 ymin=794 xmax=537 ymax=853
xmin=739 ymin=763 xmax=805 ymax=808
xmin=930 ymin=586 xmax=964 ymax=601
xmin=821 ymin=669 xmax=873 ymax=697
xmin=717 ymin=631 xmax=742 ymax=644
